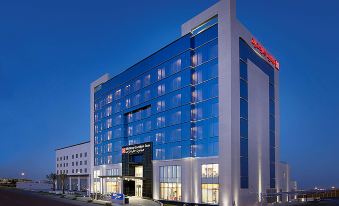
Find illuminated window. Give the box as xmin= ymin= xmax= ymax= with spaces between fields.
xmin=125 ymin=85 xmax=131 ymax=94
xmin=159 ymin=165 xmax=181 ymax=201
xmin=157 ymin=67 xmax=166 ymax=80
xmin=201 ymin=164 xmax=219 ymax=204
xmin=108 ymin=131 xmax=112 ymax=140
xmin=105 ymin=178 xmax=119 ymax=194
xmin=107 ymin=94 xmax=112 ymax=104
xmin=157 ymin=100 xmax=165 ymax=112
xmin=158 ymin=84 xmax=165 ymax=96
xmin=107 ymin=155 xmax=112 ymax=164
xmin=202 ymin=184 xmax=219 ymax=204
xmin=114 ymin=89 xmax=121 ymax=100
xmin=108 ymin=143 xmax=112 ymax=152
xmin=107 ymin=118 xmax=112 ymax=128
xmin=125 ymin=98 xmax=131 ymax=108
xmin=156 ymin=116 xmax=165 ymax=128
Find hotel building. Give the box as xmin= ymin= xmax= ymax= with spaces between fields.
xmin=55 ymin=141 xmax=90 ymax=193
xmin=89 ymin=0 xmax=283 ymax=205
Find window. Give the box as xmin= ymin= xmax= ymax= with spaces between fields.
xmin=106 ymin=106 xmax=112 ymax=117
xmin=84 ymin=152 xmax=87 ymax=157
xmin=202 ymin=164 xmax=219 ymax=178
xmin=72 ymin=162 xmax=74 ymax=166
xmin=202 ymin=184 xmax=219 ymax=204
xmin=107 ymin=118 xmax=112 ymax=128
xmin=76 ymin=162 xmax=78 ymax=166
xmin=84 ymin=160 xmax=87 ymax=165
xmin=172 ymin=76 xmax=181 ymax=91
xmin=125 ymin=98 xmax=131 ymax=108
xmin=107 ymin=94 xmax=112 ymax=104
xmin=157 ymin=84 xmax=165 ymax=96
xmin=114 ymin=89 xmax=121 ymax=100
xmin=80 ymin=161 xmax=82 ymax=165
xmin=108 ymin=143 xmax=112 ymax=152
xmin=157 ymin=100 xmax=165 ymax=112
xmin=157 ymin=67 xmax=166 ymax=80
xmin=85 ymin=168 xmax=87 ymax=173
xmin=80 ymin=153 xmax=82 ymax=158
xmin=76 ymin=154 xmax=78 ymax=158
xmin=134 ymin=80 xmax=141 ymax=91
xmin=159 ymin=165 xmax=181 ymax=201
xmin=144 ymin=74 xmax=151 ymax=87
xmin=156 ymin=116 xmax=165 ymax=128
xmin=201 ymin=164 xmax=219 ymax=204
xmin=80 ymin=169 xmax=82 ymax=173
xmin=108 ymin=155 xmax=112 ymax=164
xmin=125 ymin=85 xmax=131 ymax=94
xmin=144 ymin=90 xmax=151 ymax=101
xmin=108 ymin=131 xmax=112 ymax=140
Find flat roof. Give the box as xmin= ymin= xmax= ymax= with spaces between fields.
xmin=55 ymin=141 xmax=90 ymax=151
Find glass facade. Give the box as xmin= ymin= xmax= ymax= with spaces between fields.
xmin=93 ymin=24 xmax=219 ymax=165
xmin=159 ymin=165 xmax=182 ymax=201
xmin=239 ymin=38 xmax=276 ymax=189
xmin=201 ymin=164 xmax=219 ymax=204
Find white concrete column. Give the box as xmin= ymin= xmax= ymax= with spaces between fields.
xmin=78 ymin=177 xmax=81 ymax=191
xmin=69 ymin=177 xmax=72 ymax=191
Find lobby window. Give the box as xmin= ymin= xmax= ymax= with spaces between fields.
xmin=106 ymin=178 xmax=119 ymax=194
xmin=202 ymin=184 xmax=219 ymax=204
xmin=159 ymin=165 xmax=181 ymax=201
xmin=201 ymin=164 xmax=219 ymax=204
xmin=158 ymin=67 xmax=166 ymax=80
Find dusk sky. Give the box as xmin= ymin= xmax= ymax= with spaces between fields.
xmin=0 ymin=0 xmax=338 ymax=189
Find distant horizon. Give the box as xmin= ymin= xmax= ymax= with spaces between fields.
xmin=1 ymin=0 xmax=339 ymax=190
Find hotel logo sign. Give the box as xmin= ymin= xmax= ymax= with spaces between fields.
xmin=251 ymin=38 xmax=280 ymax=70
xmin=122 ymin=142 xmax=151 ymax=155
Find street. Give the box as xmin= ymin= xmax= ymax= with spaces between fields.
xmin=0 ymin=187 xmax=81 ymax=206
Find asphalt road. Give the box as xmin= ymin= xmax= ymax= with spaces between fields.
xmin=0 ymin=187 xmax=79 ymax=206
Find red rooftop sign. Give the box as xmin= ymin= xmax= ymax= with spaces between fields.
xmin=251 ymin=38 xmax=280 ymax=70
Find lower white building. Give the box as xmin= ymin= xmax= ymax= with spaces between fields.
xmin=55 ymin=141 xmax=90 ymax=193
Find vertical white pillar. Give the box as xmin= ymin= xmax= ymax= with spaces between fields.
xmin=69 ymin=177 xmax=72 ymax=191
xmin=78 ymin=176 xmax=81 ymax=191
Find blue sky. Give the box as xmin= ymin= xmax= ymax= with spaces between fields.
xmin=0 ymin=0 xmax=338 ymax=189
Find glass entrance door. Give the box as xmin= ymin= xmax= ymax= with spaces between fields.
xmin=135 ymin=166 xmax=143 ymax=197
